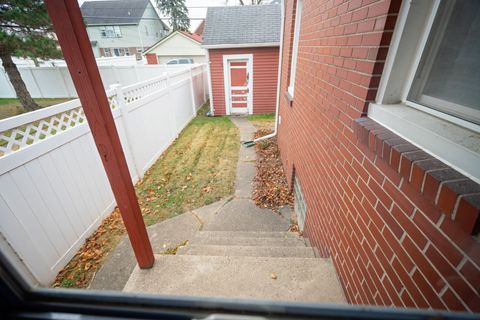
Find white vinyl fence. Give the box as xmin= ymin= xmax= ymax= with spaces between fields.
xmin=0 ymin=64 xmax=190 ymax=98
xmin=0 ymin=64 xmax=208 ymax=286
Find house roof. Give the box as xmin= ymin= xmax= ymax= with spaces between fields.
xmin=194 ymin=20 xmax=205 ymax=36
xmin=202 ymin=5 xmax=281 ymax=48
xmin=143 ymin=30 xmax=202 ymax=55
xmin=179 ymin=31 xmax=202 ymax=43
xmin=81 ymin=0 xmax=150 ymax=25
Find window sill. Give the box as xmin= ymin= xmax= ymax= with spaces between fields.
xmin=367 ymin=103 xmax=480 ymax=183
xmin=354 ymin=104 xmax=480 ymax=235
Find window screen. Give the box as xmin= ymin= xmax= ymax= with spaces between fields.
xmin=408 ymin=0 xmax=480 ymax=124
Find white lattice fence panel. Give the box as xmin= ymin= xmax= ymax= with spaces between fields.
xmin=0 ymin=92 xmax=119 ymax=157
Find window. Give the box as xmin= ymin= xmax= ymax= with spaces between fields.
xmin=293 ymin=175 xmax=307 ymax=231
xmin=369 ymin=0 xmax=480 ymax=182
xmin=407 ymin=1 xmax=480 ymax=125
xmin=103 ymin=48 xmax=112 ymax=57
xmin=100 ymin=26 xmax=122 ymax=38
xmin=288 ymin=0 xmax=302 ymax=98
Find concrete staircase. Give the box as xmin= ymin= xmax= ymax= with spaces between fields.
xmin=123 ymin=212 xmax=346 ymax=303
xmin=122 ymin=117 xmax=345 ymax=303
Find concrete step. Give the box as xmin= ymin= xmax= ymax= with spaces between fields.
xmin=189 ymin=236 xmax=306 ymax=247
xmin=123 ymin=255 xmax=346 ymax=303
xmin=203 ymin=199 xmax=290 ymax=232
xmin=176 ymin=245 xmax=316 ymax=258
xmin=195 ymin=231 xmax=300 ymax=239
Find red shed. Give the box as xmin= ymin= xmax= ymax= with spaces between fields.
xmin=202 ymin=5 xmax=281 ymax=116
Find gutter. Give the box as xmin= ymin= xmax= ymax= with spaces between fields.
xmin=242 ymin=0 xmax=285 ymax=147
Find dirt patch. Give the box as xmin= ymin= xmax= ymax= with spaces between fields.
xmin=252 ymin=129 xmax=293 ymax=210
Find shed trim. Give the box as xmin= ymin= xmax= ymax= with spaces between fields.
xmin=203 ymin=42 xmax=280 ymax=49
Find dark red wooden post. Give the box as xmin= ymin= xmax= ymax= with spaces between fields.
xmin=44 ymin=0 xmax=154 ymax=268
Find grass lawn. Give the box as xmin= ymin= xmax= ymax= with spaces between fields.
xmin=248 ymin=113 xmax=275 ymax=130
xmin=0 ymin=98 xmax=72 ymax=120
xmin=53 ymin=103 xmax=240 ymax=288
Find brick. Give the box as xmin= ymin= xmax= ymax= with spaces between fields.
xmin=411 ymin=270 xmax=446 ymax=309
xmin=390 ymin=144 xmax=419 ymax=173
xmin=414 ymin=213 xmax=463 ymax=266
xmin=402 ymin=236 xmax=445 ymax=292
xmin=377 ymin=202 xmax=403 ymax=240
xmin=383 ymin=180 xmax=415 ymax=215
xmin=423 ymin=169 xmax=466 ymax=203
xmin=399 ymin=150 xmax=432 ymax=180
xmin=425 ymin=245 xmax=480 ymax=311
xmin=439 ymin=217 xmax=480 ymax=267
xmin=441 ymin=289 xmax=466 ymax=312
xmin=391 ymin=205 xmax=427 ymax=248
xmin=368 ymin=178 xmax=393 ymax=208
xmin=352 ymin=7 xmax=368 ymax=22
xmin=459 ymin=260 xmax=480 ymax=293
xmin=410 ymin=158 xmax=448 ymax=193
xmin=391 ymin=258 xmax=429 ymax=308
xmin=454 ymin=194 xmax=480 ymax=234
xmin=438 ymin=180 xmax=480 ymax=216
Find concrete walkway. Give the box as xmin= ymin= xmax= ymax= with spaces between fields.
xmin=91 ymin=117 xmax=345 ymax=304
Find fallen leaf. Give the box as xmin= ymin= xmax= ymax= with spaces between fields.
xmin=270 ymin=272 xmax=277 ymax=280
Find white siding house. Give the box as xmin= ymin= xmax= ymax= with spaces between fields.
xmin=144 ymin=31 xmax=206 ymax=64
xmin=81 ymin=0 xmax=169 ymax=59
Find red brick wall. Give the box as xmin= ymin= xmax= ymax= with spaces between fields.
xmin=145 ymin=53 xmax=158 ymax=64
xmin=208 ymin=47 xmax=279 ymax=115
xmin=277 ymin=0 xmax=480 ymax=312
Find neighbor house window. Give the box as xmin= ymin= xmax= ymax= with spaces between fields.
xmin=100 ymin=26 xmax=122 ymax=38
xmin=288 ymin=0 xmax=302 ymax=98
xmin=113 ymin=48 xmax=126 ymax=56
xmin=103 ymin=48 xmax=112 ymax=57
xmin=407 ymin=1 xmax=480 ymax=125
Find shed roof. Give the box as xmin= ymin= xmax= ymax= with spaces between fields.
xmin=202 ymin=5 xmax=281 ymax=47
xmin=81 ymin=0 xmax=150 ymax=25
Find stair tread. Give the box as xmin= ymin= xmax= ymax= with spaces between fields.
xmin=190 ymin=236 xmax=307 ymax=247
xmin=195 ymin=231 xmax=300 ymax=239
xmin=176 ymin=245 xmax=316 ymax=258
xmin=123 ymin=255 xmax=346 ymax=303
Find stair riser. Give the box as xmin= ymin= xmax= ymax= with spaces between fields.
xmin=190 ymin=237 xmax=307 ymax=247
xmin=195 ymin=231 xmax=299 ymax=239
xmin=176 ymin=245 xmax=316 ymax=258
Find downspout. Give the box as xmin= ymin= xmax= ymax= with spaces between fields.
xmin=206 ymin=49 xmax=215 ymax=116
xmin=242 ymin=0 xmax=285 ymax=146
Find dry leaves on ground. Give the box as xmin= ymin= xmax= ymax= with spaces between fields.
xmin=252 ymin=129 xmax=293 ymax=209
xmin=52 ymin=208 xmax=126 ymax=288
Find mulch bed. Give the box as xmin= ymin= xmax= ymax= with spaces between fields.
xmin=252 ymin=129 xmax=294 ymax=210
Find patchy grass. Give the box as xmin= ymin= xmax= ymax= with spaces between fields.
xmin=0 ymin=98 xmax=72 ymax=120
xmin=52 ymin=103 xmax=240 ymax=289
xmin=248 ymin=113 xmax=275 ymax=130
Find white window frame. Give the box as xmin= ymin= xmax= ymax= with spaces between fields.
xmin=287 ymin=0 xmax=302 ymax=98
xmin=100 ymin=26 xmax=122 ymax=38
xmin=368 ymin=0 xmax=480 ymax=183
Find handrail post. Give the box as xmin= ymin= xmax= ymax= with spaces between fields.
xmin=45 ymin=0 xmax=154 ymax=269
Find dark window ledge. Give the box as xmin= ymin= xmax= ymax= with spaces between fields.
xmin=353 ymin=117 xmax=480 ymax=236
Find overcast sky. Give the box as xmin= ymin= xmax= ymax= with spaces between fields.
xmin=77 ymin=0 xmax=247 ymax=31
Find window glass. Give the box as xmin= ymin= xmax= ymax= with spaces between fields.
xmin=167 ymin=59 xmax=178 ymax=64
xmin=100 ymin=26 xmax=121 ymax=38
xmin=408 ymin=0 xmax=480 ymax=124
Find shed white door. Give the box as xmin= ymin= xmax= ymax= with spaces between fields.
xmin=223 ymin=54 xmax=253 ymax=114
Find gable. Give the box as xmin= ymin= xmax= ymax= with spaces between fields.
xmin=145 ymin=32 xmax=206 ymax=56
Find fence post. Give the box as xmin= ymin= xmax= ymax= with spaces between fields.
xmin=110 ymin=84 xmax=142 ymax=180
xmin=28 ymin=68 xmax=44 ymax=98
xmin=189 ymin=67 xmax=197 ymax=116
xmin=164 ymin=66 xmax=178 ymax=138
xmin=202 ymin=65 xmax=206 ymax=103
